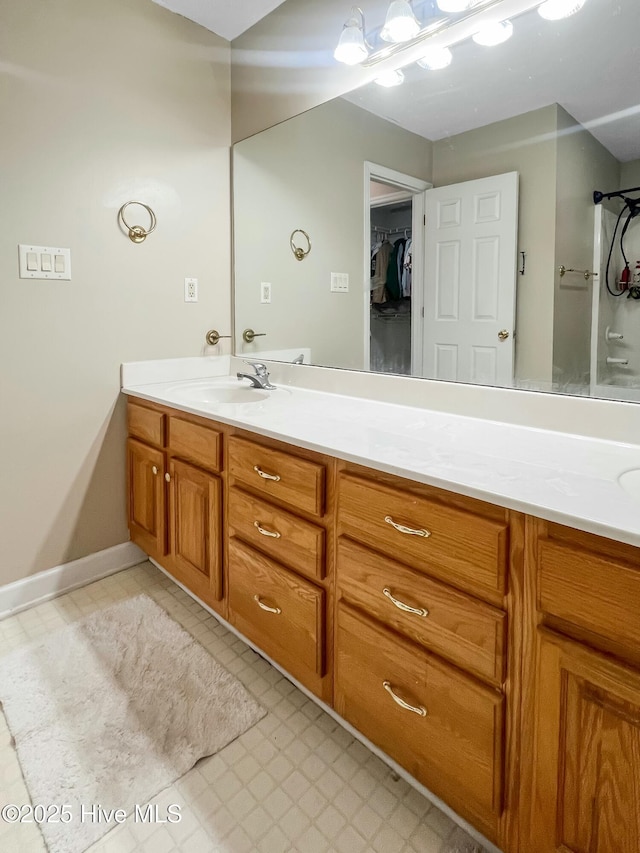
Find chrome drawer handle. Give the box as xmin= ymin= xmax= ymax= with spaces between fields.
xmin=383 ymin=681 xmax=427 ymax=717
xmin=254 ymin=465 xmax=281 ymax=482
xmin=384 ymin=516 xmax=431 ymax=538
xmin=254 ymin=521 xmax=281 ymax=539
xmin=253 ymin=595 xmax=282 ymax=615
xmin=383 ymin=588 xmax=429 ymax=618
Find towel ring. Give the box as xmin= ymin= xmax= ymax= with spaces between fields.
xmin=290 ymin=229 xmax=311 ymax=261
xmin=118 ymin=201 xmax=157 ymax=244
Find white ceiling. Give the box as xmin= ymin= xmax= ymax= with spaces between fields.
xmin=344 ymin=0 xmax=640 ymax=162
xmin=151 ymin=0 xmax=288 ymax=41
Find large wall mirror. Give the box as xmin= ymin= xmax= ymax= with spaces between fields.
xmin=233 ymin=0 xmax=640 ymax=402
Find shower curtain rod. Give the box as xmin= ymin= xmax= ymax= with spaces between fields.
xmin=593 ymin=186 xmax=640 ymax=205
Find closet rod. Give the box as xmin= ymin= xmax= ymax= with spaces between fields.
xmin=371 ymin=226 xmax=412 ymax=236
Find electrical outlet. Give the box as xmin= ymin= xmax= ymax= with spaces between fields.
xmin=260 ymin=282 xmax=272 ymax=303
xmin=184 ymin=277 xmax=198 ymax=302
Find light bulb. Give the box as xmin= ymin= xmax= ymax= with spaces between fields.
xmin=436 ymin=0 xmax=477 ymax=12
xmin=334 ymin=8 xmax=369 ymax=65
xmin=416 ymin=46 xmax=453 ymax=70
xmin=380 ymin=0 xmax=420 ymax=43
xmin=537 ymin=0 xmax=587 ymax=20
xmin=375 ymin=69 xmax=406 ymax=87
xmin=472 ymin=19 xmax=514 ymax=46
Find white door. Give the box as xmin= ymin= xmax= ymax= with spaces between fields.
xmin=421 ymin=172 xmax=519 ymax=385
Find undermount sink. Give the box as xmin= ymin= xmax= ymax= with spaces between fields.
xmin=166 ymin=379 xmax=269 ymax=407
xmin=618 ymin=469 xmax=640 ymax=502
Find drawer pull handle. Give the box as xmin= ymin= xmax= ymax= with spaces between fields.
xmin=383 ymin=681 xmax=427 ymax=717
xmin=383 ymin=588 xmax=429 ymax=618
xmin=384 ymin=516 xmax=431 ymax=538
xmin=254 ymin=465 xmax=281 ymax=482
xmin=254 ymin=521 xmax=281 ymax=539
xmin=253 ymin=595 xmax=282 ymax=615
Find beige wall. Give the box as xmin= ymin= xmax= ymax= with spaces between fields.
xmin=230 ymin=0 xmax=394 ymax=142
xmin=0 ymin=0 xmax=231 ymax=586
xmin=621 ymin=159 xmax=640 ymax=187
xmin=233 ymin=98 xmax=432 ymax=370
xmin=553 ymin=107 xmax=620 ymax=385
xmin=432 ymin=106 xmax=559 ymax=383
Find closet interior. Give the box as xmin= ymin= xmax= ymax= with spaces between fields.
xmin=370 ymin=182 xmax=413 ymax=376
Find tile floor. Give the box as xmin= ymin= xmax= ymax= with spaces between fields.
xmin=0 ymin=562 xmax=488 ymax=853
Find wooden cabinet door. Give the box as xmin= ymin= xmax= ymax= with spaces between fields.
xmin=127 ymin=438 xmax=166 ymax=559
xmin=168 ymin=458 xmax=222 ymax=602
xmin=530 ymin=630 xmax=640 ymax=853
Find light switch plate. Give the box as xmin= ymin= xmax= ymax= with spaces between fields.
xmin=19 ymin=245 xmax=71 ymax=280
xmin=330 ymin=272 xmax=349 ymax=293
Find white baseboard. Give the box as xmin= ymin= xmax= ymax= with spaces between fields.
xmin=0 ymin=542 xmax=147 ymax=621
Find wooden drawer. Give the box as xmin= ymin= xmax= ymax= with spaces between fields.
xmin=338 ymin=474 xmax=508 ymax=604
xmin=337 ymin=538 xmax=505 ymax=685
xmin=335 ymin=603 xmax=504 ymax=829
xmin=168 ymin=415 xmax=221 ymax=472
xmin=538 ymin=539 xmax=640 ymax=656
xmin=127 ymin=401 xmax=165 ymax=447
xmin=228 ymin=436 xmax=325 ymax=517
xmin=228 ymin=539 xmax=325 ymax=687
xmin=229 ymin=488 xmax=325 ymax=581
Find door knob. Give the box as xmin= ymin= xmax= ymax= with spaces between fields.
xmin=498 ymin=329 xmax=510 ymax=341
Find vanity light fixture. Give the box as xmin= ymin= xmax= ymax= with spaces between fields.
xmin=472 ymin=18 xmax=514 ymax=45
xmin=380 ymin=0 xmax=420 ymax=43
xmin=333 ymin=6 xmax=369 ymax=65
xmin=537 ymin=0 xmax=586 ymax=20
xmin=333 ymin=0 xmax=589 ymax=69
xmin=375 ymin=68 xmax=406 ymax=86
xmin=416 ymin=45 xmax=453 ymax=69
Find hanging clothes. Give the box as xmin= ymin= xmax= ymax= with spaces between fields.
xmin=371 ymin=239 xmax=392 ymax=303
xmin=385 ymin=238 xmax=406 ymax=301
xmin=402 ymin=238 xmax=412 ymax=297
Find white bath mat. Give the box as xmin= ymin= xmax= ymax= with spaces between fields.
xmin=0 ymin=593 xmax=265 ymax=853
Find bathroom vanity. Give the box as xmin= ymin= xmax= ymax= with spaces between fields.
xmin=123 ymin=368 xmax=640 ymax=853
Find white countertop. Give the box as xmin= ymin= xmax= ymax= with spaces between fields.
xmin=121 ymin=362 xmax=640 ymax=549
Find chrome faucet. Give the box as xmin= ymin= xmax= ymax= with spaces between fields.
xmin=237 ymin=361 xmax=276 ymax=390
xmin=291 ymin=353 xmax=304 ymax=364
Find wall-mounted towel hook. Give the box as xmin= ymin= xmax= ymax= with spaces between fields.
xmin=118 ymin=201 xmax=157 ymax=243
xmin=290 ymin=229 xmax=311 ymax=261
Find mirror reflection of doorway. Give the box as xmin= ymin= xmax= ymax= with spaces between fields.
xmin=365 ymin=162 xmax=430 ymax=376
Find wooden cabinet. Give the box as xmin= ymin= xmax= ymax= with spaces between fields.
xmin=127 ymin=437 xmax=167 ymax=560
xmin=126 ymin=393 xmax=640 ymax=853
xmin=524 ymin=520 xmax=640 ymax=853
xmin=335 ymin=464 xmax=517 ymax=846
xmin=530 ymin=631 xmax=640 ymax=853
xmin=226 ymin=435 xmax=334 ymax=702
xmin=126 ymin=400 xmax=224 ymax=614
xmin=335 ymin=603 xmax=504 ymax=840
xmin=169 ymin=458 xmax=222 ymax=602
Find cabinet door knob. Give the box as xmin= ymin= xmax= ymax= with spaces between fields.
xmin=253 ymin=595 xmax=281 ymax=615
xmin=151 ymin=466 xmax=158 ymax=476
xmin=384 ymin=516 xmax=431 ymax=538
xmin=165 ymin=472 xmax=171 ymax=482
xmin=253 ymin=465 xmax=281 ymax=482
xmin=382 ymin=681 xmax=427 ymax=717
xmin=383 ymin=588 xmax=429 ymax=617
xmin=254 ymin=521 xmax=281 ymax=539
